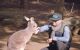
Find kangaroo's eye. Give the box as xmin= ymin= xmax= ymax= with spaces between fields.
xmin=33 ymin=26 xmax=35 ymax=27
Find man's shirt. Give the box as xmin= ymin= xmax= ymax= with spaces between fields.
xmin=39 ymin=25 xmax=71 ymax=42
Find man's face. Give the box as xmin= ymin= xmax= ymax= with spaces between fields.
xmin=52 ymin=20 xmax=62 ymax=27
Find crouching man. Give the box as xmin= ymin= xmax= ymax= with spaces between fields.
xmin=39 ymin=13 xmax=72 ymax=50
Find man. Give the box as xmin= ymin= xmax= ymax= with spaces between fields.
xmin=39 ymin=13 xmax=72 ymax=50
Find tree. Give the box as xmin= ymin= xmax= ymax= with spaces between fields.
xmin=20 ymin=0 xmax=24 ymax=8
xmin=52 ymin=0 xmax=64 ymax=13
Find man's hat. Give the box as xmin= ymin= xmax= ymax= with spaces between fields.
xmin=49 ymin=13 xmax=62 ymax=21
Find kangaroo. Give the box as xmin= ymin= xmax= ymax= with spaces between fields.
xmin=7 ymin=16 xmax=39 ymax=50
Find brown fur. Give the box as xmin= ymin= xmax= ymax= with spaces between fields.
xmin=7 ymin=17 xmax=39 ymax=50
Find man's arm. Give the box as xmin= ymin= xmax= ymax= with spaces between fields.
xmin=52 ymin=26 xmax=71 ymax=42
xmin=39 ymin=25 xmax=49 ymax=32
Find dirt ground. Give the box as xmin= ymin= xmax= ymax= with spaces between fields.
xmin=0 ymin=33 xmax=80 ymax=50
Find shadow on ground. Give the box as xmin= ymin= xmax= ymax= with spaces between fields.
xmin=0 ymin=43 xmax=5 ymax=48
xmin=71 ymin=42 xmax=80 ymax=49
xmin=31 ymin=32 xmax=48 ymax=43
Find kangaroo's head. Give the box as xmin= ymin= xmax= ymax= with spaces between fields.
xmin=24 ymin=16 xmax=39 ymax=34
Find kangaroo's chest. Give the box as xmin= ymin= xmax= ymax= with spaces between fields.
xmin=9 ymin=30 xmax=33 ymax=44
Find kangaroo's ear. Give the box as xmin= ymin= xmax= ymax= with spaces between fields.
xmin=24 ymin=16 xmax=30 ymax=21
xmin=30 ymin=17 xmax=35 ymax=23
xmin=30 ymin=17 xmax=34 ymax=21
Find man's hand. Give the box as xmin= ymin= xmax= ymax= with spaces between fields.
xmin=47 ymin=38 xmax=52 ymax=43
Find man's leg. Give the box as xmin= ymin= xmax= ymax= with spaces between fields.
xmin=57 ymin=41 xmax=68 ymax=50
xmin=47 ymin=41 xmax=58 ymax=50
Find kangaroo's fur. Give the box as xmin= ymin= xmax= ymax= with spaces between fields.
xmin=7 ymin=16 xmax=39 ymax=50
